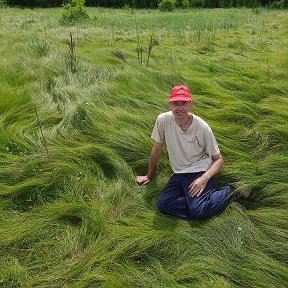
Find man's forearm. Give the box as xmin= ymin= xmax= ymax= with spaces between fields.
xmin=147 ymin=143 xmax=162 ymax=179
xmin=202 ymin=158 xmax=224 ymax=181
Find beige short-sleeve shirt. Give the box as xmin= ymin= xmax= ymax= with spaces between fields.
xmin=151 ymin=111 xmax=220 ymax=173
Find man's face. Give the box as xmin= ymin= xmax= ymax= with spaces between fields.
xmin=169 ymin=100 xmax=192 ymax=120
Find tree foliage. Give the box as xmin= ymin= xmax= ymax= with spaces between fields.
xmin=3 ymin=0 xmax=288 ymax=9
xmin=158 ymin=0 xmax=176 ymax=11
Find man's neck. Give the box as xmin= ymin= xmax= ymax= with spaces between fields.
xmin=175 ymin=114 xmax=193 ymax=131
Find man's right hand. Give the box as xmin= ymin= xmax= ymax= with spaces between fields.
xmin=136 ymin=175 xmax=151 ymax=186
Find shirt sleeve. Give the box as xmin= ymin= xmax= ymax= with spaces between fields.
xmin=151 ymin=114 xmax=165 ymax=144
xmin=203 ymin=127 xmax=220 ymax=157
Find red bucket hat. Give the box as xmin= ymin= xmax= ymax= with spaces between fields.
xmin=169 ymin=85 xmax=191 ymax=102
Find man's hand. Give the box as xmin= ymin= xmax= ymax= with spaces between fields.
xmin=188 ymin=176 xmax=208 ymax=197
xmin=188 ymin=154 xmax=223 ymax=197
xmin=136 ymin=175 xmax=151 ymax=186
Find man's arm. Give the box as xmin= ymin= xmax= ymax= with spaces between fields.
xmin=136 ymin=141 xmax=163 ymax=186
xmin=188 ymin=153 xmax=224 ymax=197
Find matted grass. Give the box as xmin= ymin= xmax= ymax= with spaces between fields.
xmin=0 ymin=6 xmax=287 ymax=287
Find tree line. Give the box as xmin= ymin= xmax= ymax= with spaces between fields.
xmin=3 ymin=0 xmax=288 ymax=9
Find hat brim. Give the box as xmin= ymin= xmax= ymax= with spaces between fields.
xmin=169 ymin=96 xmax=191 ymax=102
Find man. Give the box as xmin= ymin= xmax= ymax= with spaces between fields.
xmin=136 ymin=85 xmax=249 ymax=220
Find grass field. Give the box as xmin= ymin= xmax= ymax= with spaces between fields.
xmin=0 ymin=6 xmax=288 ymax=287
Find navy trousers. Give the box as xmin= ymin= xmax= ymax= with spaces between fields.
xmin=157 ymin=172 xmax=238 ymax=220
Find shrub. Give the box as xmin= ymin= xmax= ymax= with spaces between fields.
xmin=0 ymin=0 xmax=6 ymax=7
xmin=5 ymin=0 xmax=62 ymax=7
xmin=189 ymin=0 xmax=205 ymax=7
xmin=158 ymin=0 xmax=176 ymax=11
xmin=181 ymin=0 xmax=190 ymax=7
xmin=203 ymin=0 xmax=219 ymax=7
xmin=176 ymin=0 xmax=189 ymax=7
xmin=269 ymin=0 xmax=285 ymax=8
xmin=60 ymin=0 xmax=89 ymax=25
xmin=219 ymin=0 xmax=233 ymax=7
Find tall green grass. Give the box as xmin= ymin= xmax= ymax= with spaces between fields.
xmin=0 ymin=7 xmax=287 ymax=287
